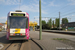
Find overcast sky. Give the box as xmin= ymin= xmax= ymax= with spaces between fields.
xmin=0 ymin=0 xmax=75 ymax=25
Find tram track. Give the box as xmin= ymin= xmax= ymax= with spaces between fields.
xmin=5 ymin=40 xmax=23 ymax=50
xmin=5 ymin=40 xmax=14 ymax=50
xmin=2 ymin=40 xmax=42 ymax=50
xmin=0 ymin=32 xmax=43 ymax=50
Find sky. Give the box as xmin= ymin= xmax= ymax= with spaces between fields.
xmin=0 ymin=0 xmax=75 ymax=25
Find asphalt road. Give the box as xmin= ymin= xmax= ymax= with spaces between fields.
xmin=0 ymin=32 xmax=41 ymax=50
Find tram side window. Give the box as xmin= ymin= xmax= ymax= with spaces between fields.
xmin=7 ymin=17 xmax=10 ymax=29
xmin=26 ymin=18 xmax=28 ymax=28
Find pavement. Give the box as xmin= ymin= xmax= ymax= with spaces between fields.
xmin=30 ymin=31 xmax=75 ymax=50
xmin=0 ymin=31 xmax=41 ymax=50
xmin=0 ymin=30 xmax=6 ymax=34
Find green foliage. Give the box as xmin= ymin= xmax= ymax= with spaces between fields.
xmin=47 ymin=18 xmax=52 ymax=29
xmin=42 ymin=19 xmax=53 ymax=29
xmin=41 ymin=18 xmax=64 ymax=30
xmin=42 ymin=20 xmax=46 ymax=29
xmin=42 ymin=20 xmax=46 ymax=25
xmin=45 ymin=24 xmax=51 ymax=29
xmin=52 ymin=20 xmax=54 ymax=28
xmin=55 ymin=18 xmax=59 ymax=28
xmin=36 ymin=25 xmax=40 ymax=29
xmin=53 ymin=38 xmax=66 ymax=40
xmin=62 ymin=18 xmax=68 ymax=24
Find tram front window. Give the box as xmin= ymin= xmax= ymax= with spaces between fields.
xmin=10 ymin=17 xmax=28 ymax=28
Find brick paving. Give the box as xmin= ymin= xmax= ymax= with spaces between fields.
xmin=30 ymin=31 xmax=74 ymax=50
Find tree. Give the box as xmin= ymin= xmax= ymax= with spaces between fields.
xmin=42 ymin=20 xmax=46 ymax=25
xmin=55 ymin=18 xmax=59 ymax=28
xmin=47 ymin=18 xmax=52 ymax=29
xmin=62 ymin=18 xmax=68 ymax=24
xmin=42 ymin=20 xmax=46 ymax=29
xmin=52 ymin=20 xmax=54 ymax=28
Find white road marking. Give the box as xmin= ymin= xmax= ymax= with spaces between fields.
xmin=0 ymin=44 xmax=4 ymax=49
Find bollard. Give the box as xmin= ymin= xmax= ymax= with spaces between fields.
xmin=65 ymin=29 xmax=67 ymax=32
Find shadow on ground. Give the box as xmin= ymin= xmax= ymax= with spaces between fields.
xmin=0 ymin=35 xmax=28 ymax=44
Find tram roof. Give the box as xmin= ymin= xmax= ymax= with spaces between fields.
xmin=8 ymin=11 xmax=29 ymax=17
xmin=9 ymin=11 xmax=27 ymax=14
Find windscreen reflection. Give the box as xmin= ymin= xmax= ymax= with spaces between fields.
xmin=10 ymin=17 xmax=28 ymax=28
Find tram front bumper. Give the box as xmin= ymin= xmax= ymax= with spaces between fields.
xmin=9 ymin=36 xmax=27 ymax=40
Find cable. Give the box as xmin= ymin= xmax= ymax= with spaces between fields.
xmin=51 ymin=5 xmax=70 ymax=15
xmin=61 ymin=12 xmax=75 ymax=17
xmin=19 ymin=0 xmax=21 ymax=10
xmin=61 ymin=8 xmax=75 ymax=15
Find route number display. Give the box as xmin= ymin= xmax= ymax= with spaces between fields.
xmin=11 ymin=13 xmax=25 ymax=16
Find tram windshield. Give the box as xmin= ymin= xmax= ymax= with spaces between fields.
xmin=10 ymin=17 xmax=28 ymax=28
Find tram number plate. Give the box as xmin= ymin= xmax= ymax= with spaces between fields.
xmin=16 ymin=34 xmax=20 ymax=36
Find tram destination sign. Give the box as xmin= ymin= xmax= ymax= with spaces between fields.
xmin=11 ymin=13 xmax=25 ymax=16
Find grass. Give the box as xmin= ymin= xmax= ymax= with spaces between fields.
xmin=53 ymin=38 xmax=75 ymax=48
xmin=53 ymin=38 xmax=66 ymax=40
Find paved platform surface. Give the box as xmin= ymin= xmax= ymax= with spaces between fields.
xmin=30 ymin=31 xmax=75 ymax=50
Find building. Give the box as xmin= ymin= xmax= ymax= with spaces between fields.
xmin=62 ymin=22 xmax=75 ymax=29
xmin=0 ymin=23 xmax=4 ymax=29
xmin=0 ymin=23 xmax=7 ymax=30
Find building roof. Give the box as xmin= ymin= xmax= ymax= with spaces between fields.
xmin=1 ymin=23 xmax=5 ymax=25
xmin=0 ymin=23 xmax=4 ymax=26
xmin=69 ymin=22 xmax=75 ymax=24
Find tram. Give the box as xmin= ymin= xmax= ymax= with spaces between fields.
xmin=6 ymin=10 xmax=29 ymax=40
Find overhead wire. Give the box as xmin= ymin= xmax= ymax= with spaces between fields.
xmin=51 ymin=5 xmax=70 ymax=15
xmin=52 ymin=6 xmax=75 ymax=18
xmin=19 ymin=0 xmax=21 ymax=10
xmin=61 ymin=7 xmax=75 ymax=15
xmin=61 ymin=12 xmax=75 ymax=17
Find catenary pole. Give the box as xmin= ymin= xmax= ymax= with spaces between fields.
xmin=39 ymin=0 xmax=42 ymax=40
xmin=59 ymin=12 xmax=60 ymax=29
